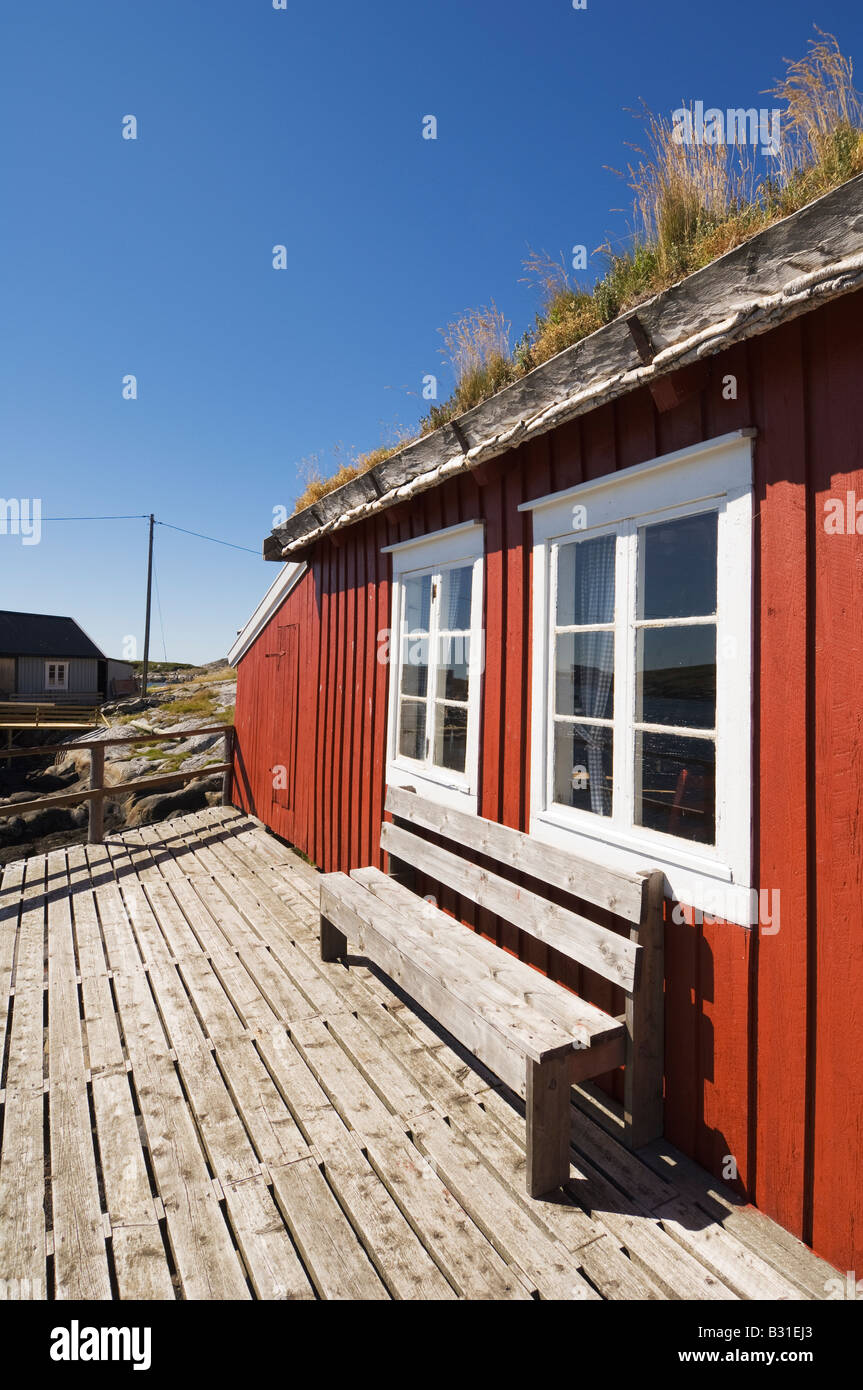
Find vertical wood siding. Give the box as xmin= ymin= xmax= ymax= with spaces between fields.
xmin=233 ymin=291 xmax=863 ymax=1275
xmin=16 ymin=656 xmax=99 ymax=694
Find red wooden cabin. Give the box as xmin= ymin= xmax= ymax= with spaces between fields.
xmin=230 ymin=176 xmax=863 ymax=1276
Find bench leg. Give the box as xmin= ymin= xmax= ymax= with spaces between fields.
xmin=525 ymin=1055 xmax=572 ymax=1198
xmin=623 ymin=870 xmax=665 ymax=1149
xmin=320 ymin=915 xmax=348 ymax=962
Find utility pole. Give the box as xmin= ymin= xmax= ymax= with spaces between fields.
xmin=141 ymin=513 xmax=155 ymax=696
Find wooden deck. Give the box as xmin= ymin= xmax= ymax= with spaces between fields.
xmin=0 ymin=808 xmax=837 ymax=1301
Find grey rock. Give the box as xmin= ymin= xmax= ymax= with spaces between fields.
xmin=124 ymin=776 xmax=222 ymax=828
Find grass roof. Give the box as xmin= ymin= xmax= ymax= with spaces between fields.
xmin=293 ymin=28 xmax=863 ymax=516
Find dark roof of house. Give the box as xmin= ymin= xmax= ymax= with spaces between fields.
xmin=265 ymin=173 xmax=863 ymax=560
xmin=0 ymin=611 xmax=106 ymax=660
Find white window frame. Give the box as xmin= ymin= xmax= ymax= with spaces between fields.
xmin=521 ymin=430 xmax=755 ymax=925
xmin=45 ymin=660 xmax=69 ymax=691
xmin=383 ymin=521 xmax=484 ymax=812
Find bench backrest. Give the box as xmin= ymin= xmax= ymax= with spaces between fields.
xmin=383 ymin=786 xmax=664 ymax=996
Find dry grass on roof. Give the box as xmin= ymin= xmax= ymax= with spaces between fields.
xmin=291 ymin=29 xmax=863 ymax=518
xmin=291 ymin=431 xmax=420 ymax=513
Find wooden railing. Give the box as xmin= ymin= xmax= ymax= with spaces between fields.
xmin=0 ymin=724 xmax=235 ymax=844
xmin=0 ymin=701 xmax=106 ymax=730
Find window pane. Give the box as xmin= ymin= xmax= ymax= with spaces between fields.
xmin=639 ymin=511 xmax=718 ymax=619
xmin=557 ymin=534 xmax=616 ymax=627
xmin=399 ymin=700 xmax=426 ymax=761
xmin=635 ymin=732 xmax=715 ymax=844
xmin=435 ymin=635 xmax=470 ymax=703
xmin=637 ymin=625 xmax=716 ymax=729
xmin=434 ymin=703 xmax=467 ymax=773
xmin=400 ymin=636 xmax=428 ymax=697
xmin=552 ymin=722 xmax=613 ymax=817
xmin=439 ymin=565 xmax=472 ymax=632
xmin=555 ymin=632 xmax=614 ymax=719
xmin=403 ymin=574 xmax=431 ymax=632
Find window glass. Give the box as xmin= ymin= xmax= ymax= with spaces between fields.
xmin=435 ymin=634 xmax=470 ymax=703
xmin=403 ymin=574 xmax=432 ymax=632
xmin=639 ymin=512 xmax=717 ymax=619
xmin=553 ymin=723 xmax=613 ymax=816
xmin=439 ymin=566 xmax=472 ymax=632
xmin=398 ymin=701 xmax=426 ymax=762
xmin=434 ymin=703 xmax=468 ymax=773
xmin=636 ymin=626 xmax=716 ymax=729
xmin=635 ymin=731 xmax=716 ymax=844
xmin=400 ymin=636 xmax=428 ymax=697
xmin=555 ymin=631 xmax=614 ymax=719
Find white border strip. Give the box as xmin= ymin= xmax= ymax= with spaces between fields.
xmin=227 ymin=561 xmax=307 ymax=666
xmin=518 ymin=430 xmax=757 ymax=513
xmin=381 ymin=519 xmax=481 ymax=555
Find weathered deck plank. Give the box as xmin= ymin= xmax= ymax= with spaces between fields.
xmin=0 ymin=859 xmax=23 ymax=1071
xmin=46 ymin=857 xmax=113 ymax=1300
xmin=0 ymin=857 xmax=47 ymax=1298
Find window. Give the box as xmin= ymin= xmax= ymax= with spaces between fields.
xmin=45 ymin=661 xmax=68 ymax=691
xmin=524 ymin=431 xmax=754 ymax=923
xmin=384 ymin=522 xmax=484 ymax=809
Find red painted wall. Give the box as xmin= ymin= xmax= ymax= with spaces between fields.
xmin=234 ymin=290 xmax=863 ymax=1275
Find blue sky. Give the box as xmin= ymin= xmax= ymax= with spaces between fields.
xmin=1 ymin=0 xmax=860 ymax=663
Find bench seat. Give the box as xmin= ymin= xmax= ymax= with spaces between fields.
xmin=325 ymin=868 xmax=624 ymax=1069
xmin=319 ymin=787 xmax=665 ymax=1198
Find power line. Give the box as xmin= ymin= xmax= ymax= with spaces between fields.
xmin=39 ymin=512 xmax=260 ymax=554
xmin=39 ymin=513 xmax=150 ymax=521
xmin=155 ymin=520 xmax=260 ymax=555
xmin=32 ymin=508 xmax=259 ymax=677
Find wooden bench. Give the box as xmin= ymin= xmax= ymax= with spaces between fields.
xmin=319 ymin=786 xmax=665 ymax=1198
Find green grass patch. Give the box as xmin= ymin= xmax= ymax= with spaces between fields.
xmin=164 ymin=693 xmax=220 ymax=720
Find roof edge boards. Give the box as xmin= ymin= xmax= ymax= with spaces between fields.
xmin=278 ymin=249 xmax=863 ymax=557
